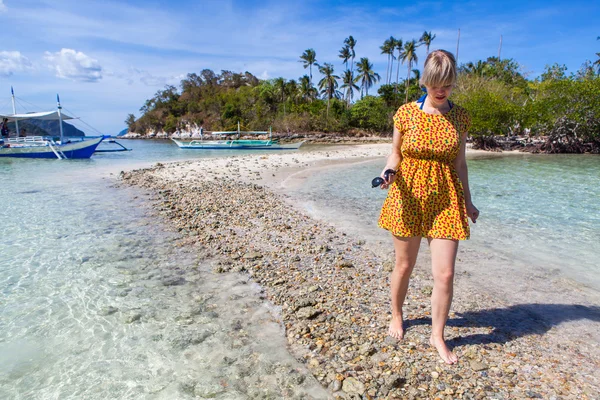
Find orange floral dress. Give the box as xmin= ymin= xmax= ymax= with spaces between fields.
xmin=378 ymin=101 xmax=471 ymax=240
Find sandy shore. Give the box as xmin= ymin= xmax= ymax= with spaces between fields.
xmin=120 ymin=144 xmax=600 ymax=399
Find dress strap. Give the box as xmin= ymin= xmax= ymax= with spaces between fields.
xmin=418 ymin=94 xmax=427 ymax=110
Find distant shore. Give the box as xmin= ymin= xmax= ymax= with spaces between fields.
xmin=120 ymin=144 xmax=600 ymax=399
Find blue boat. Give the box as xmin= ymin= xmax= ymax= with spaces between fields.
xmin=0 ymin=89 xmax=104 ymax=159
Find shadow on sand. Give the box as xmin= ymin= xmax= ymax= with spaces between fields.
xmin=407 ymin=303 xmax=600 ymax=346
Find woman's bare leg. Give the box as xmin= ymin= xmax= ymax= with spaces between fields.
xmin=428 ymin=238 xmax=459 ymax=364
xmin=388 ymin=236 xmax=421 ymax=340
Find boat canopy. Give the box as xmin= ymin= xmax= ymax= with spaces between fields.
xmin=0 ymin=111 xmax=75 ymax=121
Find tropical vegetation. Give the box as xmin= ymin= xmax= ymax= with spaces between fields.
xmin=127 ymin=33 xmax=600 ymax=153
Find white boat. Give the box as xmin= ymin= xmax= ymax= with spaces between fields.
xmin=171 ymin=123 xmax=304 ymax=150
xmin=0 ymin=89 xmax=104 ymax=159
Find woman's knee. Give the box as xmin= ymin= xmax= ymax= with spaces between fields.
xmin=433 ymin=267 xmax=455 ymax=285
xmin=394 ymin=259 xmax=415 ymax=275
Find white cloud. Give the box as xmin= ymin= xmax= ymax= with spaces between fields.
xmin=0 ymin=1 xmax=6 ymax=13
xmin=0 ymin=51 xmax=33 ymax=76
xmin=44 ymin=48 xmax=102 ymax=82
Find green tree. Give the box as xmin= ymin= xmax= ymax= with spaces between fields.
xmin=318 ymin=63 xmax=341 ymax=120
xmin=344 ymin=36 xmax=357 ymax=76
xmin=540 ymin=63 xmax=568 ymax=82
xmin=401 ymin=40 xmax=419 ymax=103
xmin=394 ymin=38 xmax=403 ymax=89
xmin=354 ymin=57 xmax=380 ymax=98
xmin=299 ymin=49 xmax=317 ymax=85
xmin=419 ymin=31 xmax=436 ymax=56
xmin=125 ymin=114 xmax=136 ymax=131
xmin=339 ymin=45 xmax=351 ymax=70
xmin=299 ymin=75 xmax=317 ymax=102
xmin=380 ymin=36 xmax=396 ymax=84
xmin=350 ymin=96 xmax=392 ymax=133
xmin=340 ymin=69 xmax=360 ymax=106
xmin=274 ymin=77 xmax=287 ymax=116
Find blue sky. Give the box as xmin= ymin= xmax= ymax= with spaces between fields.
xmin=0 ymin=0 xmax=598 ymax=134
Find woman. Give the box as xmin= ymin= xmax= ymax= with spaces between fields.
xmin=378 ymin=49 xmax=479 ymax=365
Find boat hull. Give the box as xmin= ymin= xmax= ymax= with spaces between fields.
xmin=172 ymin=139 xmax=304 ymax=150
xmin=0 ymin=137 xmax=104 ymax=159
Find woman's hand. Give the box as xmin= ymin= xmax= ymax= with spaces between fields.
xmin=466 ymin=202 xmax=479 ymax=223
xmin=380 ymin=168 xmax=397 ymax=190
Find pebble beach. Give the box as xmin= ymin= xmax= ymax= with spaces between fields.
xmin=119 ymin=144 xmax=600 ymax=399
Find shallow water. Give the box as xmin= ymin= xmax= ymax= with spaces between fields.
xmin=0 ymin=141 xmax=327 ymax=399
xmin=287 ymin=153 xmax=600 ymax=292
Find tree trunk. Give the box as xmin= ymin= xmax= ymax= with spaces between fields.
xmin=395 ymin=53 xmax=401 ymax=92
xmin=386 ymin=55 xmax=390 ymax=84
xmin=405 ymin=62 xmax=411 ymax=103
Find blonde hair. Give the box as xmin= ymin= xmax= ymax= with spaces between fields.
xmin=419 ymin=50 xmax=456 ymax=87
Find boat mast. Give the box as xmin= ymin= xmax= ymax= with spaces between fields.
xmin=56 ymin=94 xmax=64 ymax=143
xmin=11 ymin=86 xmax=19 ymax=137
xmin=237 ymin=121 xmax=240 ymax=140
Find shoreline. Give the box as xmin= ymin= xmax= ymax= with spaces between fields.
xmin=119 ymin=144 xmax=600 ymax=399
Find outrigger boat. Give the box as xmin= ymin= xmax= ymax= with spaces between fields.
xmin=0 ymin=89 xmax=104 ymax=159
xmin=172 ymin=122 xmax=304 ymax=150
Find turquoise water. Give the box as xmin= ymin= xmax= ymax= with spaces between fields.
xmin=290 ymin=153 xmax=600 ymax=291
xmin=0 ymin=140 xmax=327 ymax=399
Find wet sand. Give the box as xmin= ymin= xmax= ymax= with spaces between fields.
xmin=120 ymin=144 xmax=600 ymax=399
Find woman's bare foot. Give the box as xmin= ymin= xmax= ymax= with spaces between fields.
xmin=430 ymin=336 xmax=458 ymax=364
xmin=388 ymin=316 xmax=405 ymax=340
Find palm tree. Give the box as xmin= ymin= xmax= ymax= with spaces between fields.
xmin=344 ymin=36 xmax=357 ymax=76
xmin=394 ymin=38 xmax=404 ymax=89
xmin=380 ymin=36 xmax=396 ymax=84
xmin=354 ymin=57 xmax=381 ymax=98
xmin=339 ymin=45 xmax=351 ymax=70
xmin=464 ymin=60 xmax=491 ymax=77
xmin=299 ymin=75 xmax=317 ymax=102
xmin=411 ymin=69 xmax=421 ymax=85
xmin=274 ymin=77 xmax=287 ymax=116
xmin=340 ymin=70 xmax=360 ymax=106
xmin=419 ymin=31 xmax=436 ymax=56
xmin=299 ymin=49 xmax=317 ymax=85
xmin=318 ymin=63 xmax=340 ymax=120
xmin=401 ymin=40 xmax=419 ymax=103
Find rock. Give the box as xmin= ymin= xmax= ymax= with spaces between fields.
xmin=358 ymin=343 xmax=375 ymax=356
xmin=243 ymin=251 xmax=262 ymax=260
xmin=525 ymin=391 xmax=543 ymax=399
xmin=296 ymin=306 xmax=321 ymax=320
xmin=342 ymin=377 xmax=365 ymax=395
xmin=383 ymin=260 xmax=395 ymax=272
xmin=98 ymin=306 xmax=118 ymax=316
xmin=421 ymin=285 xmax=433 ymax=295
xmin=293 ymin=297 xmax=317 ymax=311
xmin=384 ymin=373 xmax=406 ymax=389
xmin=336 ymin=261 xmax=354 ymax=268
xmin=161 ymin=276 xmax=186 ymax=286
xmin=123 ymin=311 xmax=142 ymax=324
xmin=331 ymin=379 xmax=343 ymax=392
xmin=470 ymin=361 xmax=489 ymax=371
xmin=194 ymin=383 xmax=224 ymax=398
xmin=170 ymin=330 xmax=213 ymax=349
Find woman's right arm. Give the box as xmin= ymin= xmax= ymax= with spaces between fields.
xmin=380 ymin=124 xmax=403 ymax=189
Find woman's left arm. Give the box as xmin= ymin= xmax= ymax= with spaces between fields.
xmin=455 ymin=130 xmax=479 ymax=223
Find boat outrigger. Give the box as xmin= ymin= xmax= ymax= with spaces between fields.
xmin=171 ymin=122 xmax=304 ymax=150
xmin=0 ymin=89 xmax=104 ymax=159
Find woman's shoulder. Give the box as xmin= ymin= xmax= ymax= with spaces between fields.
xmin=450 ymin=103 xmax=471 ymax=121
xmin=395 ymin=102 xmax=418 ymax=116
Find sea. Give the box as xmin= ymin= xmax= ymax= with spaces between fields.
xmin=1 ymin=140 xmax=599 ymax=398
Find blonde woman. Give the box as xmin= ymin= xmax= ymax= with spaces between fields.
xmin=378 ymin=49 xmax=479 ymax=364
